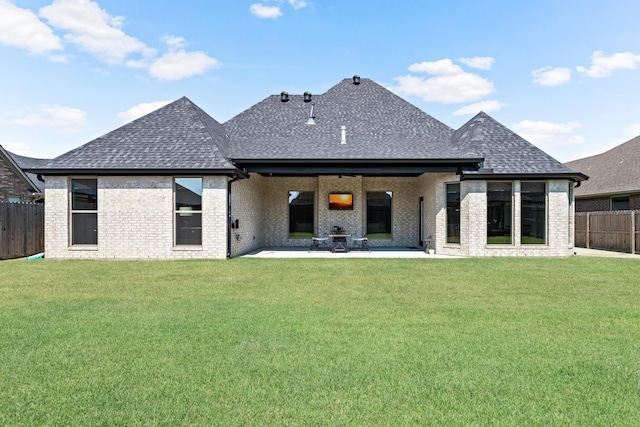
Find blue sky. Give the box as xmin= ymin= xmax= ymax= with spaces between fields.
xmin=1 ymin=0 xmax=640 ymax=163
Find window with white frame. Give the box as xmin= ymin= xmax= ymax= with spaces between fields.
xmin=175 ymin=177 xmax=203 ymax=246
xmin=70 ymin=178 xmax=98 ymax=245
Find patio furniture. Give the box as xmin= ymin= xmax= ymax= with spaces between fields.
xmin=329 ymin=234 xmax=350 ymax=252
xmin=309 ymin=234 xmax=329 ymax=252
xmin=351 ymin=231 xmax=370 ymax=252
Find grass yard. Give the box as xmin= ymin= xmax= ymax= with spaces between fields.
xmin=1 ymin=257 xmax=639 ymax=426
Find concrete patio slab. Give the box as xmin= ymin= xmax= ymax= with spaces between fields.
xmin=240 ymin=247 xmax=461 ymax=259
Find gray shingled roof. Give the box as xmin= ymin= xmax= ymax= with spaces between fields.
xmin=223 ymin=78 xmax=476 ymax=160
xmin=25 ymin=77 xmax=586 ymax=180
xmin=565 ymin=135 xmax=640 ymax=197
xmin=35 ymin=97 xmax=236 ymax=173
xmin=454 ymin=112 xmax=579 ymax=176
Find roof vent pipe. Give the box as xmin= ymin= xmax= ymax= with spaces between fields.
xmin=352 ymin=75 xmax=360 ymax=85
xmin=303 ymin=92 xmax=312 ymax=102
xmin=307 ymin=103 xmax=316 ymax=125
xmin=340 ymin=126 xmax=346 ymax=144
xmin=280 ymin=91 xmax=289 ymax=102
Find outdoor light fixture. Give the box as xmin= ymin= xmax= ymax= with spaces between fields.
xmin=353 ymin=75 xmax=361 ymax=85
xmin=280 ymin=91 xmax=289 ymax=102
xmin=303 ymin=92 xmax=312 ymax=102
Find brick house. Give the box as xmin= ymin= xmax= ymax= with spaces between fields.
xmin=565 ymin=136 xmax=640 ymax=212
xmin=0 ymin=144 xmax=45 ymax=203
xmin=28 ymin=77 xmax=587 ymax=259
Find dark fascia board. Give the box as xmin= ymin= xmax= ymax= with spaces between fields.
xmin=233 ymin=158 xmax=484 ymax=176
xmin=25 ymin=168 xmax=249 ymax=179
xmin=461 ymin=172 xmax=589 ymax=182
xmin=231 ymin=158 xmax=484 ymax=165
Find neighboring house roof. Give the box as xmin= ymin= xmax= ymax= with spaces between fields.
xmin=25 ymin=76 xmax=586 ymax=181
xmin=565 ymin=135 xmax=640 ymax=197
xmin=0 ymin=145 xmax=46 ymax=193
xmin=32 ymin=97 xmax=238 ymax=175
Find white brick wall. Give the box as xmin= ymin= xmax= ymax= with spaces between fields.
xmin=44 ymin=174 xmax=576 ymax=259
xmin=437 ymin=178 xmax=575 ymax=257
xmin=44 ymin=175 xmax=228 ymax=259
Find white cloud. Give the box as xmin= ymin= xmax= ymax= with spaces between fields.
xmin=39 ymin=0 xmax=155 ymax=65
xmin=1 ymin=142 xmax=35 ymax=157
xmin=408 ymin=59 xmax=462 ymax=75
xmin=149 ymin=50 xmax=220 ymax=81
xmin=453 ymin=100 xmax=505 ymax=116
xmin=0 ymin=0 xmax=63 ymax=55
xmin=2 ymin=105 xmax=88 ymax=132
xmin=289 ymin=0 xmax=307 ymax=9
xmin=576 ymin=50 xmax=640 ymax=78
xmin=532 ymin=66 xmax=572 ymax=86
xmin=250 ymin=4 xmax=282 ymax=18
xmin=512 ymin=120 xmax=584 ymax=148
xmin=458 ymin=56 xmax=494 ymax=70
xmin=390 ymin=59 xmax=495 ymax=104
xmin=117 ymin=101 xmax=172 ymax=123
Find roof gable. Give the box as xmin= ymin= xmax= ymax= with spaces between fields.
xmin=0 ymin=145 xmax=46 ymax=193
xmin=223 ymin=78 xmax=478 ymax=160
xmin=565 ymin=135 xmax=640 ymax=196
xmin=455 ymin=112 xmax=577 ymax=175
xmin=37 ymin=97 xmax=236 ymax=173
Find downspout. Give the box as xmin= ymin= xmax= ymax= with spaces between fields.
xmin=227 ymin=172 xmax=247 ymax=259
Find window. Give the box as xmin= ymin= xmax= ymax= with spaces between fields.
xmin=8 ymin=196 xmax=22 ymax=203
xmin=289 ymin=191 xmax=314 ymax=238
xmin=367 ymin=191 xmax=392 ymax=238
xmin=175 ymin=177 xmax=202 ymax=246
xmin=521 ymin=182 xmax=546 ymax=244
xmin=446 ymin=183 xmax=461 ymax=244
xmin=611 ymin=196 xmax=630 ymax=211
xmin=487 ymin=182 xmax=512 ymax=244
xmin=71 ymin=178 xmax=97 ymax=245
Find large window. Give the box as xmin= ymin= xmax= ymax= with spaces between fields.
xmin=71 ymin=178 xmax=97 ymax=245
xmin=446 ymin=183 xmax=461 ymax=244
xmin=175 ymin=177 xmax=202 ymax=246
xmin=487 ymin=182 xmax=512 ymax=244
xmin=367 ymin=191 xmax=392 ymax=238
xmin=289 ymin=191 xmax=314 ymax=238
xmin=521 ymin=182 xmax=546 ymax=244
xmin=611 ymin=196 xmax=630 ymax=211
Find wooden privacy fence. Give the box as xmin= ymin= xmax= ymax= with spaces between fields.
xmin=0 ymin=202 xmax=44 ymax=260
xmin=575 ymin=210 xmax=640 ymax=254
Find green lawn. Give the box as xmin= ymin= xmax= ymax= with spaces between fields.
xmin=1 ymin=257 xmax=639 ymax=426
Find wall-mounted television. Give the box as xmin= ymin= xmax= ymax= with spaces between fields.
xmin=329 ymin=193 xmax=353 ymax=210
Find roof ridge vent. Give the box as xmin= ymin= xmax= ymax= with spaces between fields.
xmin=307 ymin=102 xmax=315 ymax=125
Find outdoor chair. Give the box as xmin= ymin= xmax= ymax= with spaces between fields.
xmin=351 ymin=229 xmax=370 ymax=252
xmin=309 ymin=234 xmax=329 ymax=252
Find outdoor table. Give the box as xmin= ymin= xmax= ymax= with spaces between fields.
xmin=329 ymin=234 xmax=350 ymax=252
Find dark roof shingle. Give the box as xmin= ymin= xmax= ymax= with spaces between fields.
xmin=565 ymin=135 xmax=640 ymax=196
xmin=36 ymin=97 xmax=236 ymax=173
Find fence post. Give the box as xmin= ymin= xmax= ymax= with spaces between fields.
xmin=631 ymin=211 xmax=636 ymax=255
xmin=585 ymin=212 xmax=590 ymax=249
